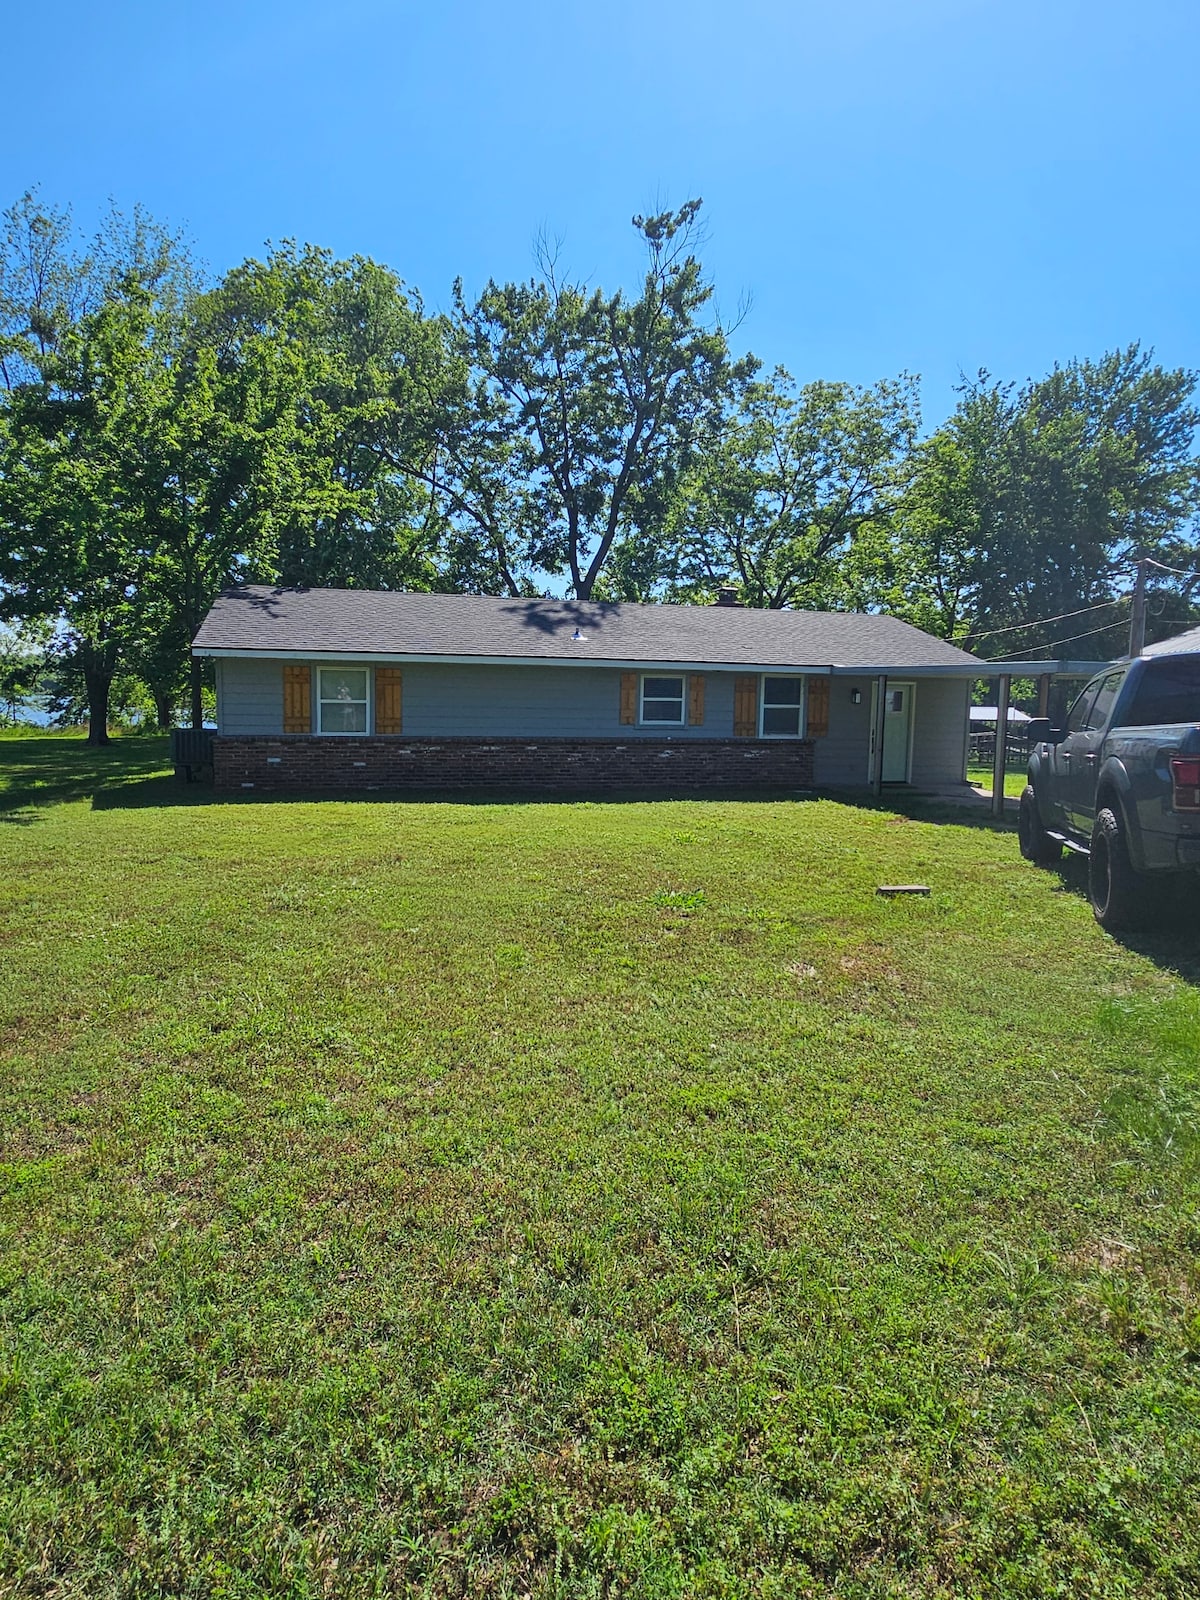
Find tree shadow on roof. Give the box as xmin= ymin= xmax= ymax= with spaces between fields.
xmin=497 ymin=599 xmax=617 ymax=635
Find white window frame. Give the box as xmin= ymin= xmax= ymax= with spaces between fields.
xmin=640 ymin=672 xmax=686 ymax=726
xmin=758 ymin=674 xmax=807 ymax=739
xmin=316 ymin=664 xmax=372 ymax=736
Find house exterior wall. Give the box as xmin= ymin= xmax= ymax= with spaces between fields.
xmin=811 ymin=676 xmax=875 ymax=787
xmin=404 ymin=663 xmax=738 ymax=738
xmin=212 ymin=655 xmax=972 ymax=791
xmin=216 ymin=657 xmax=288 ymax=735
xmin=909 ymin=675 xmax=971 ymax=787
xmin=217 ymin=659 xmax=743 ymax=739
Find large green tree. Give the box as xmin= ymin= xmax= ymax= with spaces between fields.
xmin=0 ymin=193 xmax=194 ymax=740
xmin=890 ymin=348 xmax=1200 ymax=657
xmin=0 ymin=282 xmax=169 ymax=741
xmin=666 ymin=369 xmax=919 ymax=609
xmin=211 ymin=245 xmax=448 ymax=593
xmin=444 ymin=202 xmax=750 ymax=599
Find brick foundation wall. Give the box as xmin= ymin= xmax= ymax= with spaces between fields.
xmin=213 ymin=735 xmax=815 ymax=794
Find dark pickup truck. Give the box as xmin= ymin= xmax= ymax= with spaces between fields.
xmin=1018 ymin=646 xmax=1200 ymax=929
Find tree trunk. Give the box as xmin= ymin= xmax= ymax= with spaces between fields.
xmin=189 ymin=655 xmax=204 ymax=729
xmin=153 ymin=688 xmax=174 ymax=730
xmin=83 ymin=662 xmax=113 ymax=746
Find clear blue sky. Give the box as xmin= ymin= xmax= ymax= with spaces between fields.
xmin=4 ymin=0 xmax=1197 ymax=424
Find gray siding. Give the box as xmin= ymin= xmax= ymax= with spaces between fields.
xmin=811 ymin=676 xmax=875 ymax=786
xmin=811 ymin=674 xmax=969 ymax=788
xmin=400 ymin=663 xmax=735 ymax=738
xmin=909 ymin=676 xmax=970 ymax=786
xmin=215 ymin=660 xmax=740 ymax=739
xmin=218 ymin=657 xmax=285 ymax=734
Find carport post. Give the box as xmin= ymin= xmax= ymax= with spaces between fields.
xmin=991 ymin=674 xmax=1011 ymax=818
xmin=1038 ymin=674 xmax=1051 ymax=717
xmin=871 ymin=674 xmax=888 ymax=797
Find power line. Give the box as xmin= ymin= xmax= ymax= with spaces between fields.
xmin=1141 ymin=615 xmax=1200 ymax=641
xmin=957 ymin=598 xmax=1126 ymax=642
xmin=1145 ymin=557 xmax=1200 ymax=581
xmin=993 ymin=617 xmax=1131 ymax=660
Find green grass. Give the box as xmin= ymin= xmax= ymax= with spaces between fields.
xmin=2 ymin=736 xmax=1199 ymax=1598
xmin=967 ymin=765 xmax=1027 ymax=799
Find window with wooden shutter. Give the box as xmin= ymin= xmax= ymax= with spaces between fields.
xmin=806 ymin=676 xmax=830 ymax=738
xmin=733 ymin=674 xmax=758 ymax=737
xmin=283 ymin=664 xmax=312 ymax=733
xmin=688 ymin=674 xmax=705 ymax=726
xmin=375 ymin=666 xmax=403 ymax=734
xmin=619 ymin=672 xmax=638 ymax=725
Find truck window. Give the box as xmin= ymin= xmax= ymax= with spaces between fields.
xmin=1083 ymin=671 xmax=1126 ymax=731
xmin=1065 ymin=684 xmax=1099 ymax=733
xmin=1118 ymin=657 xmax=1200 ymax=727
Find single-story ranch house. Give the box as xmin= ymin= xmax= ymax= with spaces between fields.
xmin=193 ymin=586 xmax=983 ymax=793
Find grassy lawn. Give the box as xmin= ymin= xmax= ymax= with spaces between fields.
xmin=966 ymin=765 xmax=1027 ymax=800
xmin=1 ymin=736 xmax=1198 ymax=1598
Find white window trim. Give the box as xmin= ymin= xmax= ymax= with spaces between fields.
xmin=758 ymin=674 xmax=807 ymax=739
xmin=640 ymin=672 xmax=686 ymax=727
xmin=316 ymin=664 xmax=373 ymax=736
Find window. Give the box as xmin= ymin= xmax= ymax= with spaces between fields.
xmin=1082 ymin=671 xmax=1126 ymax=732
xmin=1119 ymin=658 xmax=1200 ymax=727
xmin=641 ymin=675 xmax=685 ymax=725
xmin=318 ymin=667 xmax=369 ymax=734
xmin=1065 ymin=684 xmax=1099 ymax=734
xmin=761 ymin=676 xmax=804 ymax=737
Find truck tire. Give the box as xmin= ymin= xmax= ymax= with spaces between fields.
xmin=1089 ymin=807 xmax=1146 ymax=931
xmin=1018 ymin=785 xmax=1062 ymax=866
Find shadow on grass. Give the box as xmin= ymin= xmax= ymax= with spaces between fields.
xmin=0 ymin=736 xmax=176 ymax=823
xmin=85 ymin=778 xmax=1029 ymax=821
xmin=861 ymin=786 xmax=1018 ymax=837
xmin=802 ymin=785 xmax=1200 ymax=980
xmin=90 ymin=779 xmax=827 ymax=812
xmin=1043 ymin=850 xmax=1200 ymax=982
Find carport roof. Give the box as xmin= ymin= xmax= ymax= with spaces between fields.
xmin=193 ymin=587 xmax=984 ymax=675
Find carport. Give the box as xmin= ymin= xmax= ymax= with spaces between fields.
xmin=983 ymin=660 xmax=1114 ymax=816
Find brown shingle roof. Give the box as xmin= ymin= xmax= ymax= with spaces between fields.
xmin=193 ymin=586 xmax=983 ymax=674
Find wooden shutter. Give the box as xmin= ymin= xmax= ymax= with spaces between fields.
xmin=688 ymin=674 xmax=705 ymax=726
xmin=806 ymin=676 xmax=830 ymax=738
xmin=619 ymin=671 xmax=638 ymax=725
xmin=733 ymin=674 xmax=758 ymax=737
xmin=375 ymin=666 xmax=403 ymax=734
xmin=283 ymin=664 xmax=312 ymax=733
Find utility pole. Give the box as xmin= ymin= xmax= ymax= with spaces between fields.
xmin=1129 ymin=558 xmax=1147 ymax=657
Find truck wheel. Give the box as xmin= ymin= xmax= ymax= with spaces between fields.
xmin=1089 ymin=807 xmax=1146 ymax=931
xmin=1018 ymin=785 xmax=1062 ymax=865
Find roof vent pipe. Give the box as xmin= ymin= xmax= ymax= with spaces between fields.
xmin=714 ymin=586 xmax=742 ymax=607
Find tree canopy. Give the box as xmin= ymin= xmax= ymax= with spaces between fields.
xmin=1 ymin=187 xmax=1198 ymax=737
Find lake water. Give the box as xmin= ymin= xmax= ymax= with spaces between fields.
xmin=4 ymin=698 xmax=54 ymax=727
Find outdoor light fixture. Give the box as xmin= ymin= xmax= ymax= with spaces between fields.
xmin=851 ymin=688 xmax=862 ymax=704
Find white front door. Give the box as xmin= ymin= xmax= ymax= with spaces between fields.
xmin=871 ymin=681 xmax=916 ymax=783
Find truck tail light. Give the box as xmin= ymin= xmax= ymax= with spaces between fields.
xmin=1170 ymin=756 xmax=1200 ymax=811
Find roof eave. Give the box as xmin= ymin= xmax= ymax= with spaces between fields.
xmin=194 ymin=645 xmax=980 ymax=675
